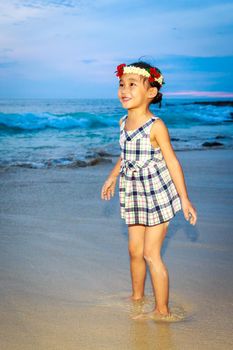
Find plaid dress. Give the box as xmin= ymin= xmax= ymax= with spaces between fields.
xmin=119 ymin=114 xmax=182 ymax=226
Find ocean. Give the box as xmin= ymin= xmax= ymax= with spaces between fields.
xmin=0 ymin=98 xmax=232 ymax=169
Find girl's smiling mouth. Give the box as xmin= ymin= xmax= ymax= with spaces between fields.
xmin=122 ymin=97 xmax=131 ymax=102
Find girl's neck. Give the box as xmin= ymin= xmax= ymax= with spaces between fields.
xmin=127 ymin=106 xmax=152 ymax=122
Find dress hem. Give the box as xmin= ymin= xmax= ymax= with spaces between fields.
xmin=120 ymin=207 xmax=181 ymax=227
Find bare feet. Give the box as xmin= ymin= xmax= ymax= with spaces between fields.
xmin=154 ymin=308 xmax=171 ymax=317
xmin=131 ymin=307 xmax=184 ymax=322
xmin=132 ymin=311 xmax=183 ymax=322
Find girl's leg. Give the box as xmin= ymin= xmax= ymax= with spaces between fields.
xmin=128 ymin=224 xmax=146 ymax=300
xmin=144 ymin=221 xmax=170 ymax=315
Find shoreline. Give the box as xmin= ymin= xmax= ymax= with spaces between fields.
xmin=1 ymin=146 xmax=232 ymax=172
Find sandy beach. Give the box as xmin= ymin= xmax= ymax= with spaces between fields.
xmin=0 ymin=149 xmax=233 ymax=350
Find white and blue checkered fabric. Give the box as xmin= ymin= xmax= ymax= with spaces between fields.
xmin=119 ymin=114 xmax=182 ymax=226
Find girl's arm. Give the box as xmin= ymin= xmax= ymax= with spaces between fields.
xmin=108 ymin=116 xmax=123 ymax=178
xmin=101 ymin=156 xmax=121 ymax=200
xmin=151 ymin=119 xmax=197 ymax=225
xmin=101 ymin=117 xmax=123 ymax=200
xmin=108 ymin=156 xmax=121 ymax=178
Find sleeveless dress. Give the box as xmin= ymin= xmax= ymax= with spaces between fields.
xmin=119 ymin=114 xmax=182 ymax=226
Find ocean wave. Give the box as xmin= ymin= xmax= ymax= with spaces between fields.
xmin=0 ymin=112 xmax=118 ymax=131
xmin=1 ymin=103 xmax=232 ymax=133
xmin=0 ymin=99 xmax=232 ymax=170
xmin=163 ymin=104 xmax=233 ymax=125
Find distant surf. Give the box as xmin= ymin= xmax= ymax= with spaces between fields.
xmin=0 ymin=98 xmax=232 ymax=169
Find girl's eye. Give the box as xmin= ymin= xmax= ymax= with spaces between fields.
xmin=130 ymin=83 xmax=136 ymax=86
xmin=119 ymin=83 xmax=124 ymax=87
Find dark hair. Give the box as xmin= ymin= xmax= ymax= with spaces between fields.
xmin=128 ymin=61 xmax=163 ymax=107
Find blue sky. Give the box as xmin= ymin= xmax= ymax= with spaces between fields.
xmin=0 ymin=0 xmax=233 ymax=98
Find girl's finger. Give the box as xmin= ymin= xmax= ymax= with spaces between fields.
xmin=190 ymin=206 xmax=197 ymax=218
xmin=102 ymin=187 xmax=108 ymax=200
xmin=101 ymin=187 xmax=106 ymax=199
xmin=190 ymin=216 xmax=196 ymax=225
xmin=189 ymin=208 xmax=197 ymax=225
xmin=184 ymin=208 xmax=190 ymax=221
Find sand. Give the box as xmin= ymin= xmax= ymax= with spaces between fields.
xmin=0 ymin=149 xmax=233 ymax=350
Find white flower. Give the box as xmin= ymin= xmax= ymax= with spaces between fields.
xmin=123 ymin=66 xmax=150 ymax=78
xmin=157 ymin=76 xmax=164 ymax=85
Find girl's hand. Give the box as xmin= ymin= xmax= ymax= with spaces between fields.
xmin=101 ymin=176 xmax=118 ymax=200
xmin=181 ymin=197 xmax=197 ymax=225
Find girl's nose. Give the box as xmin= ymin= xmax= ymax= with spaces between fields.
xmin=121 ymin=85 xmax=129 ymax=94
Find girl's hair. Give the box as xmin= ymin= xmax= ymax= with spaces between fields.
xmin=128 ymin=61 xmax=163 ymax=107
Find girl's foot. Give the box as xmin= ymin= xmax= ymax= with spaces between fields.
xmin=132 ymin=308 xmax=173 ymax=321
xmin=132 ymin=309 xmax=184 ymax=322
xmin=154 ymin=307 xmax=171 ymax=316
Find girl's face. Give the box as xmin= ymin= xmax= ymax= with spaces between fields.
xmin=118 ymin=73 xmax=157 ymax=110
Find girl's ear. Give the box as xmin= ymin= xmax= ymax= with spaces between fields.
xmin=147 ymin=87 xmax=158 ymax=100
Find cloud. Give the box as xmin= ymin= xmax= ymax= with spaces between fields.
xmin=20 ymin=0 xmax=77 ymax=8
xmin=0 ymin=0 xmax=232 ymax=97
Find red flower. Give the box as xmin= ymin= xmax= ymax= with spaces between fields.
xmin=116 ymin=63 xmax=126 ymax=77
xmin=150 ymin=67 xmax=161 ymax=79
xmin=148 ymin=76 xmax=154 ymax=83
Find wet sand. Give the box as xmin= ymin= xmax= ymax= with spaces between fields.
xmin=0 ymin=149 xmax=233 ymax=349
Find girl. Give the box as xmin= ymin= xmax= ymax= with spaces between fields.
xmin=101 ymin=61 xmax=197 ymax=319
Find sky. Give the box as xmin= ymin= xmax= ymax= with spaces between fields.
xmin=0 ymin=0 xmax=233 ymax=98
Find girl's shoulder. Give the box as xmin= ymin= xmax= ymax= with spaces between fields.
xmin=150 ymin=115 xmax=162 ymax=127
xmin=151 ymin=116 xmax=169 ymax=137
xmin=151 ymin=115 xmax=166 ymax=127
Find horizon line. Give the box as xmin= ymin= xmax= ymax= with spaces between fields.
xmin=165 ymin=91 xmax=233 ymax=98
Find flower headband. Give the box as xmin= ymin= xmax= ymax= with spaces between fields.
xmin=116 ymin=63 xmax=165 ymax=86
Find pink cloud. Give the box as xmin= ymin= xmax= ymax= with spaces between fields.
xmin=165 ymin=91 xmax=233 ymax=98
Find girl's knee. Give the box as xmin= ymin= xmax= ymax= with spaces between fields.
xmin=144 ymin=254 xmax=166 ymax=274
xmin=128 ymin=243 xmax=144 ymax=259
xmin=143 ymin=246 xmax=160 ymax=260
xmin=143 ymin=249 xmax=163 ymax=266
